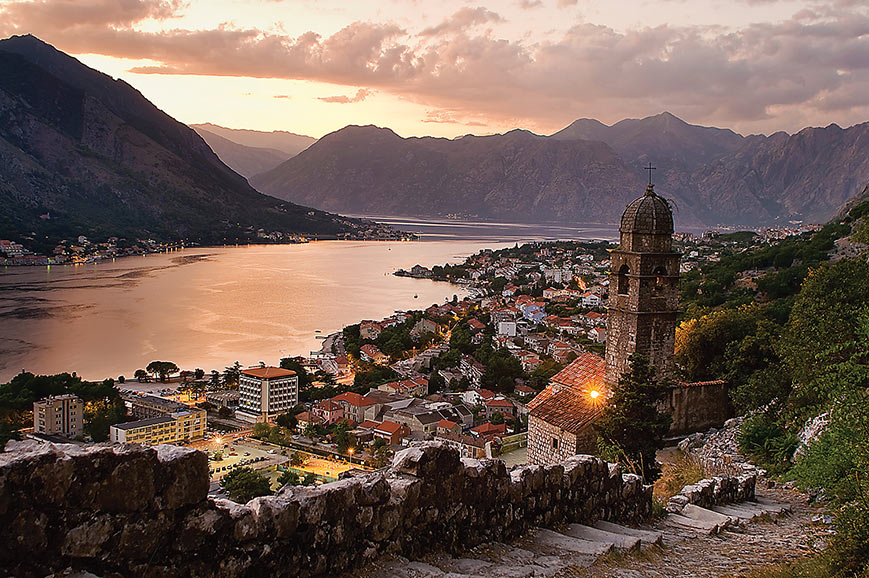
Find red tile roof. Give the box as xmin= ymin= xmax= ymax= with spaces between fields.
xmin=471 ymin=422 xmax=507 ymax=436
xmin=486 ymin=398 xmax=514 ymax=408
xmin=375 ymin=421 xmax=405 ymax=435
xmin=332 ymin=392 xmax=377 ymax=407
xmin=240 ymin=366 xmax=296 ymax=379
xmin=477 ymin=388 xmax=497 ymax=400
xmin=356 ymin=420 xmax=380 ymax=429
xmin=527 ymin=352 xmax=607 ymax=433
xmin=436 ymin=419 xmax=458 ymax=430
xmin=529 ymin=386 xmax=603 ymax=435
xmin=548 ymin=352 xmax=605 ymax=393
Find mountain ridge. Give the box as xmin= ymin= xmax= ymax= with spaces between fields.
xmin=0 ymin=35 xmax=354 ymax=248
xmin=251 ymin=114 xmax=869 ymax=227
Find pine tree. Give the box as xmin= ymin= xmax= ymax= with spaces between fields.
xmin=595 ymin=353 xmax=672 ymax=482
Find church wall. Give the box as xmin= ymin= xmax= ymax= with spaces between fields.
xmin=668 ymin=382 xmax=732 ymax=436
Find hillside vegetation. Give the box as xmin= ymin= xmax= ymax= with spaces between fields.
xmin=676 ymin=190 xmax=869 ymax=576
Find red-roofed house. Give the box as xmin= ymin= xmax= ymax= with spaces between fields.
xmin=526 ymin=353 xmax=606 ymax=465
xmin=311 ymin=399 xmax=344 ymax=426
xmin=485 ymin=397 xmax=516 ymax=419
xmin=295 ymin=411 xmax=324 ymax=433
xmin=331 ymin=392 xmax=378 ymax=423
xmin=373 ymin=421 xmax=410 ymax=445
xmin=360 ymin=344 xmax=387 ymax=364
xmin=471 ymin=422 xmax=508 ymax=440
xmin=436 ymin=419 xmax=461 ymax=436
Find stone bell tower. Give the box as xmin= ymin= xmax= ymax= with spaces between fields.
xmin=604 ymin=177 xmax=680 ymax=389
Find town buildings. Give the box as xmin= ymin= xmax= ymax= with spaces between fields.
xmin=109 ymin=406 xmax=206 ymax=445
xmin=33 ymin=394 xmax=82 ymax=438
xmin=236 ymin=366 xmax=299 ymax=423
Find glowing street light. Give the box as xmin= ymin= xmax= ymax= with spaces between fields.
xmin=589 ymin=390 xmax=600 ymax=400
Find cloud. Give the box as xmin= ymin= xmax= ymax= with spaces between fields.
xmin=318 ymin=88 xmax=374 ymax=103
xmin=420 ymin=7 xmax=504 ymax=36
xmin=421 ymin=110 xmax=488 ymax=126
xmin=557 ymin=0 xmax=578 ymax=6
xmin=1 ymin=1 xmax=867 ymax=134
xmin=518 ymin=0 xmax=543 ymax=8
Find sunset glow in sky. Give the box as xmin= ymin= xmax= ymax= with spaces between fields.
xmin=1 ymin=0 xmax=866 ymax=138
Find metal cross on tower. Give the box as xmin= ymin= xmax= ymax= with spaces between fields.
xmin=645 ymin=162 xmax=656 ymax=185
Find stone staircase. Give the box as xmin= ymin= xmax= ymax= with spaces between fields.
xmin=358 ymin=498 xmax=791 ymax=578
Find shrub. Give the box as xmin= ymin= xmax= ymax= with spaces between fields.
xmin=738 ymin=414 xmax=798 ymax=475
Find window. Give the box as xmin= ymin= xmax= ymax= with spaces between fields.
xmin=552 ymin=438 xmax=559 ymax=449
xmin=617 ymin=264 xmax=630 ymax=295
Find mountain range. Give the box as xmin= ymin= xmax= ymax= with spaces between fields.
xmin=250 ymin=113 xmax=869 ymax=227
xmin=0 ymin=35 xmax=353 ymax=250
xmin=190 ymin=124 xmax=316 ymax=178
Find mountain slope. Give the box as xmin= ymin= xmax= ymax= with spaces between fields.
xmin=254 ymin=116 xmax=869 ymax=227
xmin=251 ymin=126 xmax=672 ymax=224
xmin=192 ymin=126 xmax=289 ymax=179
xmin=0 ymin=35 xmax=351 ymax=248
xmin=190 ymin=123 xmax=315 ymax=157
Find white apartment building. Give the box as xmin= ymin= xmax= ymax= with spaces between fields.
xmin=236 ymin=366 xmax=299 ymax=423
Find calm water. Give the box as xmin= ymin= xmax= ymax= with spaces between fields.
xmin=0 ymin=222 xmax=617 ymax=382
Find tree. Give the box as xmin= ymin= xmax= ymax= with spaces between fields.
xmin=146 ymin=361 xmax=179 ymax=382
xmin=194 ymin=368 xmax=205 ymax=380
xmin=134 ymin=369 xmax=147 ymax=382
xmin=490 ymin=411 xmax=505 ymax=425
xmin=275 ymin=412 xmax=298 ymax=430
xmin=252 ymin=422 xmax=272 ymax=440
xmin=221 ymin=467 xmax=272 ymax=502
xmin=224 ymin=361 xmax=242 ymax=389
xmin=117 ymin=375 xmax=125 ymax=384
xmin=84 ymin=397 xmax=127 ymax=442
xmin=302 ymin=472 xmax=317 ymax=485
xmin=279 ymin=357 xmax=311 ymax=390
xmin=209 ymin=370 xmax=222 ymax=390
xmin=278 ymin=470 xmax=300 ymax=487
xmin=595 ymin=354 xmax=672 ymax=482
xmin=288 ymin=451 xmax=309 ymax=468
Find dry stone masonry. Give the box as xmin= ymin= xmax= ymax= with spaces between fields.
xmin=2 ymin=440 xmax=653 ymax=577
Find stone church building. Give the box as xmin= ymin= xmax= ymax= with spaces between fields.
xmin=527 ymin=182 xmax=730 ymax=466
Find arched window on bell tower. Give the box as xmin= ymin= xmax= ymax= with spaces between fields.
xmin=617 ymin=264 xmax=630 ymax=296
xmin=652 ymin=266 xmax=667 ymax=298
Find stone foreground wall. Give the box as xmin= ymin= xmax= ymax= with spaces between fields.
xmin=666 ymin=473 xmax=757 ymax=514
xmin=1 ymin=440 xmax=652 ymax=578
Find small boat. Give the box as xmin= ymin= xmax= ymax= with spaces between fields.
xmin=414 ymin=294 xmax=418 ymax=298
xmin=315 ymin=330 xmax=321 ymax=333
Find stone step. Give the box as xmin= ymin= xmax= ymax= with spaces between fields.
xmin=445 ymin=542 xmax=573 ymax=577
xmin=681 ymin=504 xmax=738 ymax=527
xmin=754 ymin=497 xmax=791 ymax=515
xmin=529 ymin=527 xmax=614 ymax=557
xmin=662 ymin=513 xmax=722 ymax=535
xmin=712 ymin=503 xmax=773 ymax=521
xmin=564 ymin=523 xmax=642 ymax=550
xmin=593 ymin=520 xmax=664 ymax=545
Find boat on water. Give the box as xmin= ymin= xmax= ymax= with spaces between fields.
xmin=414 ymin=294 xmax=418 ymax=298
xmin=315 ymin=336 xmax=327 ymax=340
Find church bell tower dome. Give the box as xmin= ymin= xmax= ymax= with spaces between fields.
xmin=620 ymin=184 xmax=674 ymax=236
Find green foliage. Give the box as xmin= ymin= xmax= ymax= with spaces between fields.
xmin=779 ymin=261 xmax=869 ymax=418
xmin=343 ymin=324 xmax=362 ymax=357
xmin=526 ymin=360 xmax=563 ymax=390
xmin=84 ymin=397 xmax=127 ymax=442
xmin=790 ymin=390 xmax=869 ymax=576
xmin=738 ymin=415 xmax=798 ymax=475
xmin=490 ymin=411 xmax=505 ymax=425
xmin=221 ymin=467 xmax=272 ymax=502
xmin=279 ymin=357 xmax=311 ymax=390
xmin=675 ymin=307 xmax=759 ymax=382
xmin=277 ymin=470 xmax=300 ymax=487
xmin=595 ymin=354 xmax=672 ymax=482
xmin=274 ymin=411 xmax=298 ymax=430
xmin=477 ymin=346 xmax=524 ymax=393
xmin=252 ymin=422 xmax=272 ymax=440
xmin=353 ymin=365 xmax=399 ymax=390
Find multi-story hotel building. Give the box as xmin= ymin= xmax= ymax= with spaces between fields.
xmin=109 ymin=407 xmax=206 ymax=445
xmin=33 ymin=394 xmax=83 ymax=438
xmin=236 ymin=366 xmax=298 ymax=423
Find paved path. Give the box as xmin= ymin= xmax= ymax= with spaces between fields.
xmin=356 ymin=487 xmax=825 ymax=578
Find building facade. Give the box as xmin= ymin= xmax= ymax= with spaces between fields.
xmin=109 ymin=407 xmax=206 ymax=445
xmin=604 ymin=183 xmax=680 ymax=389
xmin=236 ymin=366 xmax=299 ymax=423
xmin=33 ymin=394 xmax=83 ymax=438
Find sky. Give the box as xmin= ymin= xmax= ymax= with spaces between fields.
xmin=0 ymin=0 xmax=867 ymax=139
